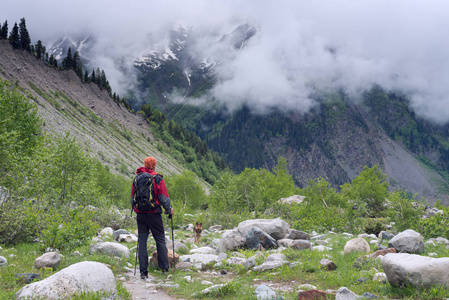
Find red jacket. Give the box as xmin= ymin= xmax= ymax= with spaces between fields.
xmin=131 ymin=167 xmax=171 ymax=214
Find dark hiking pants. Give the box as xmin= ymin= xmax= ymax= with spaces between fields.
xmin=136 ymin=213 xmax=169 ymax=274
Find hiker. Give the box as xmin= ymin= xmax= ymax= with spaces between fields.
xmin=131 ymin=157 xmax=174 ymax=278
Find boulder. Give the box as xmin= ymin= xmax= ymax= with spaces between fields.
xmin=378 ymin=231 xmax=394 ymax=241
xmin=237 ymin=219 xmax=289 ymax=240
xmin=291 ymin=240 xmax=312 ymax=250
xmin=190 ymin=246 xmax=217 ymax=255
xmin=118 ymin=234 xmax=138 ymax=243
xmin=319 ymin=258 xmax=337 ymax=271
xmin=367 ymin=248 xmax=396 ymax=258
xmin=254 ymin=284 xmax=282 ymax=300
xmin=99 ymin=227 xmax=114 ymax=236
xmin=388 ymin=229 xmax=424 ymax=253
xmin=217 ymin=229 xmax=246 ymax=253
xmin=166 ymin=241 xmax=189 ymax=253
xmin=278 ymin=239 xmax=294 ymax=248
xmin=226 ymin=257 xmax=247 ymax=266
xmin=285 ymin=229 xmax=310 ymax=240
xmin=0 ymin=256 xmax=7 ymax=266
xmin=179 ymin=253 xmax=219 ymax=269
xmin=335 ymin=287 xmax=360 ymax=300
xmin=277 ymin=195 xmax=305 ymax=205
xmin=150 ymin=250 xmax=179 ymax=268
xmin=252 ymin=261 xmax=286 ymax=272
xmin=382 ymin=253 xmax=449 ymax=288
xmin=15 ymin=261 xmax=115 ymax=299
xmin=89 ymin=242 xmax=130 ymax=259
xmin=112 ymin=229 xmax=129 ymax=241
xmin=246 ymin=227 xmax=278 ymax=250
xmin=343 ymin=238 xmax=370 ymax=254
xmin=35 ymin=252 xmax=61 ymax=270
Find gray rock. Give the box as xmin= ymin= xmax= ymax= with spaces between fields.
xmin=35 ymin=252 xmax=61 ymax=269
xmin=313 ymin=245 xmax=332 ymax=252
xmin=362 ymin=292 xmax=378 ymax=299
xmin=277 ymin=239 xmax=294 ymax=248
xmin=382 ymin=253 xmax=449 ymax=288
xmin=388 ymin=229 xmax=424 ymax=253
xmin=118 ymin=233 xmax=138 ymax=243
xmin=175 ymin=261 xmax=192 ymax=270
xmin=266 ymin=254 xmax=286 ymax=262
xmin=252 ymin=261 xmax=286 ymax=272
xmin=379 ymin=231 xmax=395 ymax=241
xmin=319 ymin=258 xmax=337 ymax=271
xmin=246 ymin=227 xmax=278 ymax=250
xmin=285 ymin=229 xmax=310 ymax=240
xmin=254 ymin=284 xmax=282 ymax=300
xmin=335 ymin=287 xmax=360 ymax=300
xmin=237 ymin=218 xmax=290 ymax=240
xmin=15 ymin=261 xmax=115 ymax=299
xmin=226 ymin=257 xmax=247 ymax=266
xmin=277 ymin=195 xmax=305 ymax=205
xmin=297 ymin=283 xmax=317 ymax=290
xmin=245 ymin=256 xmax=256 ymax=269
xmin=89 ymin=242 xmax=130 ymax=259
xmin=373 ymin=272 xmax=387 ymax=283
xmin=192 ymin=284 xmax=227 ymax=296
xmin=217 ymin=229 xmax=246 ymax=253
xmin=344 ymin=238 xmax=370 ymax=254
xmin=15 ymin=273 xmax=40 ymax=284
xmin=217 ymin=252 xmax=227 ymax=262
xmin=179 ymin=253 xmax=219 ymax=269
xmin=99 ymin=227 xmax=114 ymax=236
xmin=112 ymin=229 xmax=129 ymax=241
xmin=0 ymin=256 xmax=7 ymax=266
xmin=190 ymin=246 xmax=217 ymax=255
xmin=291 ymin=240 xmax=312 ymax=250
xmin=166 ymin=241 xmax=189 ymax=253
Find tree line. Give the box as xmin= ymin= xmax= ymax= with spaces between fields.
xmin=0 ymin=18 xmax=133 ymax=110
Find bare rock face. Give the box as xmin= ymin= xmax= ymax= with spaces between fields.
xmin=382 ymin=253 xmax=449 ymax=288
xmin=16 ymin=261 xmax=115 ymax=299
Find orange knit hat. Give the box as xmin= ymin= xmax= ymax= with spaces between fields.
xmin=144 ymin=157 xmax=157 ymax=170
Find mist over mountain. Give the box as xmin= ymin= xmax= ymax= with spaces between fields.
xmin=3 ymin=0 xmax=449 ymax=123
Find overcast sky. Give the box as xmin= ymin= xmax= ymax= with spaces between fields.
xmin=2 ymin=0 xmax=449 ymax=123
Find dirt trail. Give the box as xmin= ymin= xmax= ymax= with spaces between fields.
xmin=121 ymin=268 xmax=182 ymax=300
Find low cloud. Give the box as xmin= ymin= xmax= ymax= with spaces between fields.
xmin=2 ymin=0 xmax=449 ymax=123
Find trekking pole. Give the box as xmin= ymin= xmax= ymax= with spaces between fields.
xmin=169 ymin=214 xmax=175 ymax=269
xmin=134 ymin=237 xmax=138 ymax=276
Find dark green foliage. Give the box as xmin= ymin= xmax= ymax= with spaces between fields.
xmin=140 ymin=102 xmax=225 ymax=184
xmin=8 ymin=22 xmax=20 ymax=49
xmin=0 ymin=20 xmax=8 ymax=39
xmin=62 ymin=47 xmax=73 ymax=70
xmin=34 ymin=40 xmax=44 ymax=60
xmin=18 ymin=18 xmax=31 ymax=52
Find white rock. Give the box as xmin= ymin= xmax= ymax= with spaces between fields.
xmin=190 ymin=247 xmax=217 ymax=255
xmin=344 ymin=238 xmax=370 ymax=254
xmin=373 ymin=272 xmax=388 ymax=283
xmin=99 ymin=227 xmax=114 ymax=236
xmin=237 ymin=218 xmax=290 ymax=240
xmin=35 ymin=252 xmax=61 ymax=269
xmin=297 ymin=284 xmax=317 ymax=290
xmin=89 ymin=242 xmax=130 ymax=259
xmin=335 ymin=287 xmax=360 ymax=300
xmin=382 ymin=253 xmax=449 ymax=288
xmin=313 ymin=245 xmax=333 ymax=252
xmin=15 ymin=261 xmax=115 ymax=299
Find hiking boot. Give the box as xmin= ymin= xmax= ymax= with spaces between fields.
xmin=140 ymin=272 xmax=148 ymax=280
xmin=161 ymin=269 xmax=169 ymax=274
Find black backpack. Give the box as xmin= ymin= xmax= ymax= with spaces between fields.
xmin=132 ymin=172 xmax=157 ymax=212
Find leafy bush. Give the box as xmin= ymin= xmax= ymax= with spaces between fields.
xmin=414 ymin=210 xmax=449 ymax=239
xmin=39 ymin=207 xmax=99 ymax=252
xmin=0 ymin=201 xmax=37 ymax=245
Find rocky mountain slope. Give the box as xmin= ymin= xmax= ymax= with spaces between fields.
xmin=0 ymin=40 xmax=186 ymax=177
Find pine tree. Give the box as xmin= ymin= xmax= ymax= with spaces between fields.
xmin=0 ymin=20 xmax=8 ymax=39
xmin=90 ymin=69 xmax=96 ymax=83
xmin=35 ymin=40 xmax=44 ymax=60
xmin=62 ymin=47 xmax=73 ymax=70
xmin=84 ymin=70 xmax=89 ymax=82
xmin=8 ymin=22 xmax=20 ymax=49
xmin=19 ymin=18 xmax=31 ymax=52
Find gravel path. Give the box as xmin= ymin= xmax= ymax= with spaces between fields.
xmin=122 ymin=269 xmax=181 ymax=300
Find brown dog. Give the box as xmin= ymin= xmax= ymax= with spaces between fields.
xmin=194 ymin=222 xmax=202 ymax=244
